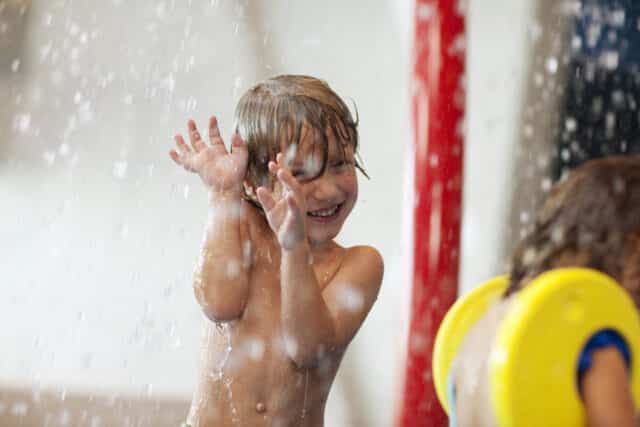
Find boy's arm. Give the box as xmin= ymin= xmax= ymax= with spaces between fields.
xmin=194 ymin=190 xmax=250 ymax=322
xmin=170 ymin=116 xmax=251 ymax=322
xmin=280 ymin=244 xmax=383 ymax=368
xmin=582 ymin=347 xmax=636 ymax=427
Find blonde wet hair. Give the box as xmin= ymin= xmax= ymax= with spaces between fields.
xmin=233 ymin=75 xmax=367 ymax=205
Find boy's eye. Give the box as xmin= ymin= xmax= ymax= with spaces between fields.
xmin=332 ymin=160 xmax=351 ymax=169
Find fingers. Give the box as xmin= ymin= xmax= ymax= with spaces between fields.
xmin=285 ymin=193 xmax=301 ymax=219
xmin=171 ymin=134 xmax=198 ymax=171
xmin=174 ymin=134 xmax=191 ymax=155
xmin=169 ymin=149 xmax=181 ymax=165
xmin=230 ymin=133 xmax=248 ymax=166
xmin=209 ymin=116 xmax=221 ymax=141
xmin=268 ymin=152 xmax=288 ymax=176
xmin=205 ymin=117 xmax=228 ymax=156
xmin=188 ymin=120 xmax=207 ymax=152
xmin=276 ymin=168 xmax=300 ymax=193
xmin=268 ymin=160 xmax=279 ymax=175
xmin=256 ymin=187 xmax=276 ymax=212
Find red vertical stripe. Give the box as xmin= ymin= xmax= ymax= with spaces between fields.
xmin=397 ymin=1 xmax=465 ymax=426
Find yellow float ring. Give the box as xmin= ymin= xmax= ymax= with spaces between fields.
xmin=490 ymin=268 xmax=640 ymax=427
xmin=432 ymin=275 xmax=509 ymax=414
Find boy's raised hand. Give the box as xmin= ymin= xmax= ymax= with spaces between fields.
xmin=256 ymin=153 xmax=308 ymax=250
xmin=169 ymin=116 xmax=248 ymax=193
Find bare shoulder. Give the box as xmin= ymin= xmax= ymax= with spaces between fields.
xmin=335 ymin=245 xmax=384 ymax=291
xmin=323 ymin=245 xmax=384 ymax=347
xmin=344 ymin=245 xmax=384 ymax=274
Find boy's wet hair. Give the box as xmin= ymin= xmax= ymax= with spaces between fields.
xmin=233 ymin=75 xmax=366 ymax=206
xmin=506 ymin=155 xmax=640 ymax=296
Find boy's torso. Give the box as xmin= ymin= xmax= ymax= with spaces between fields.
xmin=187 ymin=204 xmax=346 ymax=427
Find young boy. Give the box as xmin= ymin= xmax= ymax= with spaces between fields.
xmin=168 ymin=75 xmax=384 ymax=427
xmin=451 ymin=156 xmax=640 ymax=427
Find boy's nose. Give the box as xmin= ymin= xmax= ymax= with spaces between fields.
xmin=310 ymin=179 xmax=340 ymax=202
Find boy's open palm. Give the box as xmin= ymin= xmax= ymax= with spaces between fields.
xmin=256 ymin=154 xmax=307 ymax=250
xmin=169 ymin=116 xmax=248 ymax=192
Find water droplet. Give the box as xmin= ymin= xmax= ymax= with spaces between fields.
xmin=113 ymin=161 xmax=128 ymax=179
xmin=156 ymin=2 xmax=166 ymax=18
xmin=90 ymin=415 xmax=103 ymax=427
xmin=409 ymin=332 xmax=430 ymax=354
xmin=13 ymin=113 xmax=31 ymax=133
xmin=285 ymin=144 xmax=298 ymax=163
xmin=610 ymin=9 xmax=625 ymax=27
xmin=11 ymin=401 xmax=28 ymax=416
xmin=551 ymin=226 xmax=565 ymax=244
xmin=533 ymin=72 xmax=544 ymax=87
xmin=600 ymin=51 xmax=619 ymax=70
xmin=523 ymin=124 xmax=534 ymax=139
xmin=59 ymin=409 xmax=71 ymax=425
xmin=528 ymin=21 xmax=542 ymax=42
xmin=546 ymin=57 xmax=558 ymax=74
xmin=59 ymin=143 xmax=70 ymax=157
xmin=283 ymin=335 xmax=298 ymax=357
xmin=337 ymin=286 xmax=364 ymax=312
xmin=69 ymin=23 xmax=80 ymax=36
xmin=565 ymin=117 xmax=577 ymax=132
xmin=245 ymin=337 xmax=265 ymax=361
xmin=43 ymin=150 xmax=56 ymax=165
xmin=225 ymin=259 xmax=241 ymax=278
xmin=571 ymin=35 xmax=582 ymax=50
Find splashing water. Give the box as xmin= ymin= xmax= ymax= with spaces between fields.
xmin=336 ymin=285 xmax=364 ymax=312
xmin=211 ymin=323 xmax=240 ymax=425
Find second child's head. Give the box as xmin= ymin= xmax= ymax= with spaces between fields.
xmin=234 ymin=75 xmax=366 ymax=245
xmin=506 ymin=156 xmax=640 ymax=306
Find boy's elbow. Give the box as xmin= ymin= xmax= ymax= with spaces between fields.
xmin=193 ymin=280 xmax=247 ymax=322
xmin=201 ymin=305 xmax=243 ymax=322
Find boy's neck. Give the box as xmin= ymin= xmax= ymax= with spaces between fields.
xmin=308 ymin=240 xmax=340 ymax=259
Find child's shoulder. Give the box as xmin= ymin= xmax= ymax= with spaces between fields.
xmin=339 ymin=245 xmax=384 ymax=284
xmin=344 ymin=245 xmax=383 ymax=265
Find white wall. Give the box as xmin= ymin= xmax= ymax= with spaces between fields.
xmin=0 ymin=0 xmax=540 ymax=425
xmin=461 ymin=0 xmax=539 ymax=294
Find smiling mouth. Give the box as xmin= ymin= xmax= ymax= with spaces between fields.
xmin=307 ymin=203 xmax=344 ymax=222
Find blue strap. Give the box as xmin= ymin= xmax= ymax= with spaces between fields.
xmin=577 ymin=329 xmax=631 ymax=392
xmin=447 ymin=371 xmax=458 ymax=427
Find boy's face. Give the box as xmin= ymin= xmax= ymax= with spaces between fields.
xmin=284 ymin=127 xmax=358 ymax=248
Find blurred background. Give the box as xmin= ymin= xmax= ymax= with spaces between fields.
xmin=2 ymin=0 xmax=631 ymax=425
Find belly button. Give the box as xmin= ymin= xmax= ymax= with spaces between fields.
xmin=256 ymin=402 xmax=266 ymax=413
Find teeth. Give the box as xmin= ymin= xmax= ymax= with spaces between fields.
xmin=309 ymin=205 xmax=338 ymax=217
